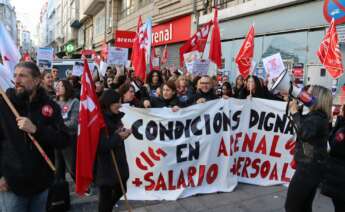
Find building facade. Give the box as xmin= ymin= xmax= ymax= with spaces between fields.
xmin=0 ymin=0 xmax=17 ymax=42
xmin=38 ymin=1 xmax=49 ymax=47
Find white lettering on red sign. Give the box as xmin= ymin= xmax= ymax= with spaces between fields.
xmin=152 ymin=24 xmax=173 ymax=45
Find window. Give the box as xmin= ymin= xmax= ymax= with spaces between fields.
xmin=94 ymin=9 xmax=105 ymax=37
xmin=320 ymin=68 xmax=326 ymax=77
xmin=120 ymin=0 xmax=134 ymax=18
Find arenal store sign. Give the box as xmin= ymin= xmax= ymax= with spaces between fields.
xmin=115 ymin=15 xmax=191 ymax=48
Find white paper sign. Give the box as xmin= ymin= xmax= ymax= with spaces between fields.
xmin=193 ymin=59 xmax=210 ymax=76
xmin=99 ymin=61 xmax=108 ymax=77
xmin=71 ymin=61 xmax=84 ymax=76
xmin=107 ymin=47 xmax=128 ymax=65
xmin=262 ymin=53 xmax=285 ymax=79
xmin=37 ymin=47 xmax=54 ymax=69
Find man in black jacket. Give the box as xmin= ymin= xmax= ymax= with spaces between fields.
xmin=0 ymin=62 xmax=69 ymax=212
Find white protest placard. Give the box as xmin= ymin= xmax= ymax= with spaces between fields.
xmin=37 ymin=47 xmax=54 ymax=69
xmin=72 ymin=61 xmax=84 ymax=76
xmin=107 ymin=47 xmax=128 ymax=65
xmin=122 ymin=98 xmax=296 ymax=200
xmin=184 ymin=51 xmax=201 ymax=73
xmin=193 ymin=59 xmax=210 ymax=76
xmin=99 ymin=61 xmax=108 ymax=77
xmin=262 ymin=53 xmax=285 ymax=79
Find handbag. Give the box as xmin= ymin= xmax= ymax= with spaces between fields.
xmin=46 ymin=179 xmax=71 ymax=212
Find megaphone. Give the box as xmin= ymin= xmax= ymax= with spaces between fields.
xmin=270 ymin=70 xmax=316 ymax=107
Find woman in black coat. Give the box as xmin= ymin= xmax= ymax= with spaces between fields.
xmin=94 ymin=90 xmax=131 ymax=212
xmin=285 ymin=85 xmax=332 ymax=212
xmin=321 ymin=105 xmax=345 ymax=212
xmin=143 ymin=79 xmax=184 ymax=109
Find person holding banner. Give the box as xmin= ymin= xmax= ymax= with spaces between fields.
xmin=118 ymin=83 xmax=141 ymax=107
xmin=192 ymin=75 xmax=218 ymax=104
xmin=321 ymin=105 xmax=345 ymax=212
xmin=233 ymin=75 xmax=246 ymax=99
xmin=245 ymin=75 xmax=266 ymax=99
xmin=0 ymin=62 xmax=69 ymax=212
xmin=95 ymin=89 xmax=131 ymax=212
xmin=143 ymin=80 xmax=184 ymax=110
xmin=285 ymin=85 xmax=332 ymax=212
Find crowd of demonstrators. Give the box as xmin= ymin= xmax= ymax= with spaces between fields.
xmin=2 ymin=60 xmax=345 ymax=212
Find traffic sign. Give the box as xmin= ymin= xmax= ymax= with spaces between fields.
xmin=324 ymin=0 xmax=345 ymax=24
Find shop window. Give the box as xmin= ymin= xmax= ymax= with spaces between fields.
xmin=262 ymin=31 xmax=308 ymax=69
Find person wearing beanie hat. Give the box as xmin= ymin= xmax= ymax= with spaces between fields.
xmin=95 ymin=89 xmax=131 ymax=212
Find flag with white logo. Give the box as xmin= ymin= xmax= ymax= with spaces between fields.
xmin=0 ymin=23 xmax=20 ymax=91
xmin=76 ymin=59 xmax=105 ymax=195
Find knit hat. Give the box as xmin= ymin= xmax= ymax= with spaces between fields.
xmin=99 ymin=89 xmax=121 ymax=110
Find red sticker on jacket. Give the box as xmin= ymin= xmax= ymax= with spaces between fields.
xmin=335 ymin=132 xmax=345 ymax=143
xmin=63 ymin=105 xmax=69 ymax=113
xmin=42 ymin=105 xmax=54 ymax=117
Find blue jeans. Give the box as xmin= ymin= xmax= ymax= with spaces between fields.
xmin=0 ymin=190 xmax=48 ymax=212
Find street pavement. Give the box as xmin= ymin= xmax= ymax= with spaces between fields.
xmin=70 ymin=183 xmax=334 ymax=212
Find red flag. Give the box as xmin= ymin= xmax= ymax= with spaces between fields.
xmin=179 ymin=20 xmax=213 ymax=67
xmin=235 ymin=25 xmax=255 ymax=79
xmin=76 ymin=59 xmax=106 ymax=195
xmin=161 ymin=45 xmax=168 ymax=65
xmin=209 ymin=8 xmax=222 ymax=68
xmin=131 ymin=16 xmax=147 ymax=81
xmin=317 ymin=19 xmax=344 ymax=79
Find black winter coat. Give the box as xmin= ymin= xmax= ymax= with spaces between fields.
xmin=291 ymin=110 xmax=329 ymax=164
xmin=94 ymin=112 xmax=129 ymax=187
xmin=149 ymin=96 xmax=184 ymax=108
xmin=188 ymin=89 xmax=218 ymax=105
xmin=321 ymin=116 xmax=345 ymax=201
xmin=0 ymin=87 xmax=69 ymax=196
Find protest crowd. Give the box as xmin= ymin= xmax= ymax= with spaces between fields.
xmin=0 ymin=7 xmax=345 ymax=212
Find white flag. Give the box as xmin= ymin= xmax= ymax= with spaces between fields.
xmin=0 ymin=64 xmax=13 ymax=91
xmin=0 ymin=23 xmax=20 ymax=86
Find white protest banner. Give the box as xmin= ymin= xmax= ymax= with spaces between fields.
xmin=72 ymin=61 xmax=84 ymax=76
xmin=230 ymin=98 xmax=295 ymax=185
xmin=107 ymin=47 xmax=128 ymax=65
xmin=262 ymin=53 xmax=285 ymax=79
xmin=122 ymin=98 xmax=296 ymax=200
xmin=192 ymin=59 xmax=210 ymax=76
xmin=37 ymin=47 xmax=54 ymax=69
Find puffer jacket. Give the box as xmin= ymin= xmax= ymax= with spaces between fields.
xmin=291 ymin=110 xmax=329 ymax=164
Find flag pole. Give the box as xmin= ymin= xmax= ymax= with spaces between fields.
xmin=0 ymin=88 xmax=56 ymax=172
xmin=110 ymin=150 xmax=132 ymax=212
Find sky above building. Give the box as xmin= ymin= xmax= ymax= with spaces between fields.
xmin=11 ymin=0 xmax=46 ymax=45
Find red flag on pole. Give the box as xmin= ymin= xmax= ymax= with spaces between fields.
xmin=76 ymin=59 xmax=106 ymax=195
xmin=179 ymin=20 xmax=213 ymax=67
xmin=161 ymin=45 xmax=168 ymax=65
xmin=209 ymin=8 xmax=222 ymax=68
xmin=131 ymin=16 xmax=147 ymax=81
xmin=235 ymin=25 xmax=255 ymax=79
xmin=317 ymin=19 xmax=344 ymax=79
